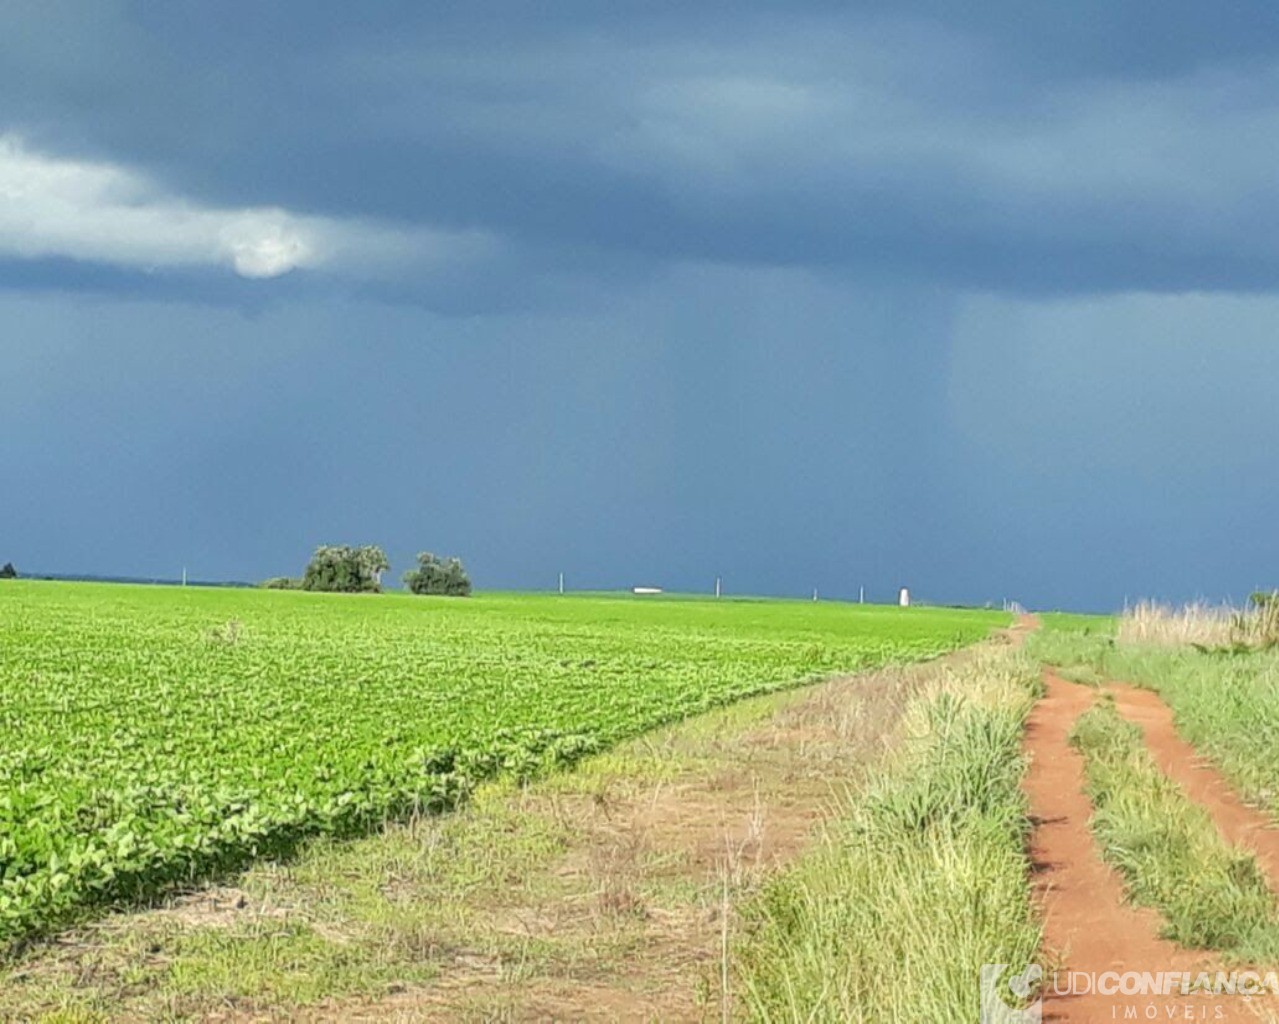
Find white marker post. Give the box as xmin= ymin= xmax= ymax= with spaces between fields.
xmin=715 ymin=576 xmax=722 ymax=598
xmin=558 ymin=572 xmax=564 ymax=595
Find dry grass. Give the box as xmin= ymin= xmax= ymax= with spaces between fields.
xmin=1117 ymin=601 xmax=1238 ymax=647
xmin=1117 ymin=599 xmax=1279 ymax=649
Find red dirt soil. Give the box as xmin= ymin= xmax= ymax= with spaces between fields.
xmin=1024 ymin=670 xmax=1268 ymax=1023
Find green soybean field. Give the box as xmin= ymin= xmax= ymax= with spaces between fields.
xmin=0 ymin=581 xmax=1005 ymax=947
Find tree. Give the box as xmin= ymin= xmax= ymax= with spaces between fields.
xmin=403 ymin=552 xmax=472 ymax=596
xmin=0 ymin=562 xmax=15 ymax=579
xmin=356 ymin=546 xmax=390 ymax=589
xmin=301 ymin=545 xmax=388 ymax=593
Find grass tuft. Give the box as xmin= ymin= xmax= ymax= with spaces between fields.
xmin=732 ymin=648 xmax=1041 ymax=1022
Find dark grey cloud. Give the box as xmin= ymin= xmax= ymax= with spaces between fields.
xmin=940 ymin=290 xmax=1279 ymax=606
xmin=5 ymin=2 xmax=1279 ymax=299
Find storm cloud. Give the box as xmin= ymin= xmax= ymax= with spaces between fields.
xmin=3 ymin=2 xmax=1277 ymax=609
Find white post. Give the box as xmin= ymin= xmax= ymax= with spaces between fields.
xmin=182 ymin=567 xmax=187 ymax=587
xmin=715 ymin=576 xmax=722 ymax=598
xmin=859 ymin=586 xmax=864 ymax=604
xmin=558 ymin=572 xmax=564 ymax=595
xmin=813 ymin=588 xmax=818 ymax=601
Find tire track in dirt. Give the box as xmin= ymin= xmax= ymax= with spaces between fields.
xmin=1109 ymin=681 xmax=1279 ymax=889
xmin=1023 ymin=670 xmax=1255 ymax=1022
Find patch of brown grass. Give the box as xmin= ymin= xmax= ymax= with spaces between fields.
xmin=1118 ymin=599 xmax=1279 ymax=649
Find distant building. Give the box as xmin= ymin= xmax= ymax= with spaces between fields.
xmin=899 ymin=587 xmax=910 ymax=607
xmin=632 ymin=586 xmax=663 ymax=595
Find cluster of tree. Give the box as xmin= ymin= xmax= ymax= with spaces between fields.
xmin=403 ymin=552 xmax=472 ymax=596
xmin=0 ymin=562 xmax=16 ymax=579
xmin=271 ymin=546 xmax=472 ymax=597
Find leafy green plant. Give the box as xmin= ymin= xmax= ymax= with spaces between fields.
xmin=0 ymin=584 xmax=1006 ymax=947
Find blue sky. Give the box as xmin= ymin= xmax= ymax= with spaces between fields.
xmin=3 ymin=2 xmax=1278 ymax=611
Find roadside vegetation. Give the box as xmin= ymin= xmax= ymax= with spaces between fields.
xmin=732 ymin=643 xmax=1041 ymax=1022
xmin=1119 ymin=594 xmax=1279 ymax=650
xmin=1068 ymin=697 xmax=1279 ymax=958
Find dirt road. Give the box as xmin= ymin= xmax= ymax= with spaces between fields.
xmin=1025 ymin=669 xmax=1276 ymax=1022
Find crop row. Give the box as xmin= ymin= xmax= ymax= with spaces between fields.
xmin=0 ymin=583 xmax=1006 ymax=944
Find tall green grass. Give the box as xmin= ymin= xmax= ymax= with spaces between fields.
xmin=1143 ymin=652 xmax=1279 ymax=811
xmin=1069 ymin=698 xmax=1279 ymax=959
xmin=732 ymin=648 xmax=1041 ymax=1022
